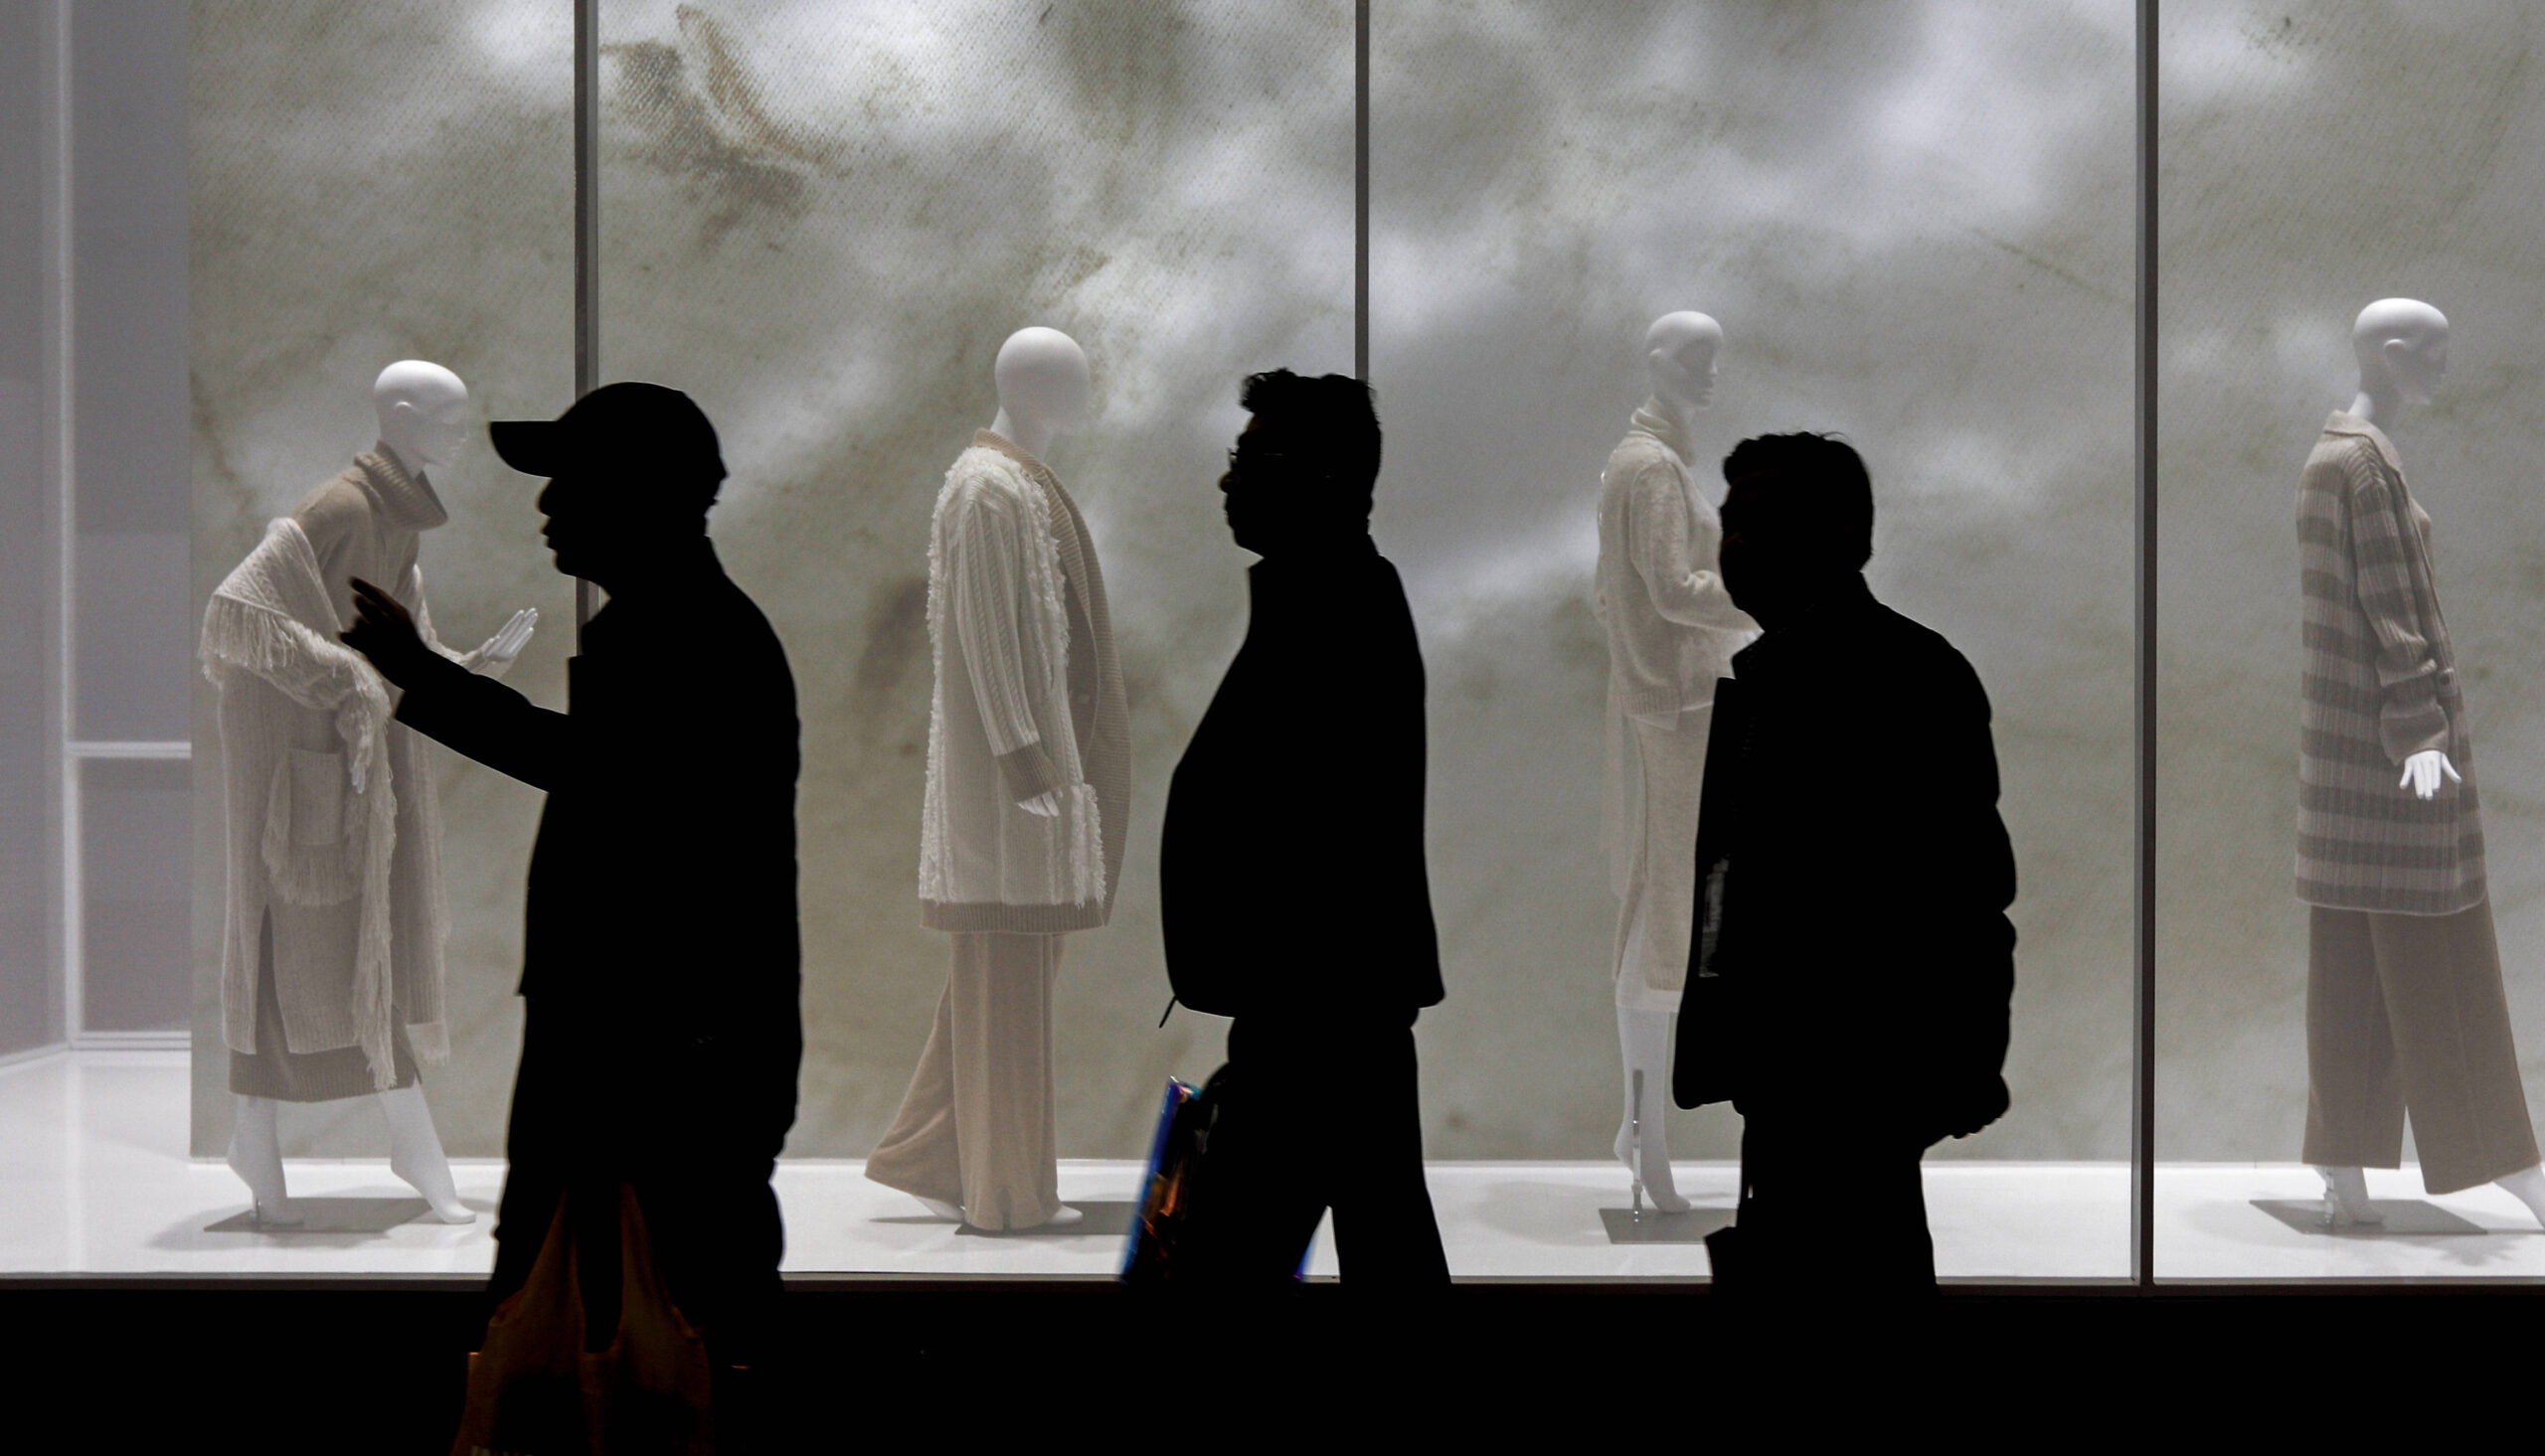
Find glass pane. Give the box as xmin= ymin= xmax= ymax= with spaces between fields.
xmin=598 ymin=0 xmax=1352 ymax=1263
xmin=71 ymin=0 xmax=187 ymax=745
xmin=82 ymin=758 xmax=188 ymax=1034
xmin=188 ymin=1 xmax=573 ymax=1160
xmin=1375 ymin=0 xmax=2137 ymax=1277
xmin=2158 ymin=3 xmax=2545 ymax=1274
xmin=0 ymin=1 xmax=55 ymax=1057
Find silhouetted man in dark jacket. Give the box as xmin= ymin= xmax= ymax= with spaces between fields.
xmin=1159 ymin=369 xmax=1450 ymax=1287
xmin=341 ymin=383 xmax=801 ymax=1360
xmin=1673 ymin=431 xmax=2014 ymax=1295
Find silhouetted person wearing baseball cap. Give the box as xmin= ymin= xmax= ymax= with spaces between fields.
xmin=340 ymin=382 xmax=802 ymax=1373
xmin=1672 ymin=431 xmax=2014 ymax=1297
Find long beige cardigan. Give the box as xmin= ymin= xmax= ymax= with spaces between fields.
xmin=202 ymin=448 xmax=466 ymax=1088
xmin=917 ymin=431 xmax=1129 ymax=932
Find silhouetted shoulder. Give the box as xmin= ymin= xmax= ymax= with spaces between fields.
xmin=1871 ymin=602 xmax=1989 ymax=710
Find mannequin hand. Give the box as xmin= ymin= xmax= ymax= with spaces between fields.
xmin=465 ymin=607 xmax=539 ymax=679
xmin=2401 ymin=749 xmax=2461 ymax=800
xmin=341 ymin=577 xmax=433 ymax=687
xmin=1019 ymin=790 xmax=1063 ymax=818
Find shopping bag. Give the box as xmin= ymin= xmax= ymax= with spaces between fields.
xmin=450 ymin=1185 xmax=716 ymax=1456
xmin=1119 ymin=1073 xmax=1209 ymax=1284
xmin=579 ymin=1184 xmax=716 ymax=1455
xmin=452 ymin=1201 xmax=586 ymax=1456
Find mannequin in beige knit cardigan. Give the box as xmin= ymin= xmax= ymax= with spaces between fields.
xmin=221 ymin=361 xmax=536 ymax=1226
xmin=869 ymin=327 xmax=1130 ymax=1230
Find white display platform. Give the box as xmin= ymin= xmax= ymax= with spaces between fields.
xmin=7 ymin=1051 xmax=2540 ymax=1281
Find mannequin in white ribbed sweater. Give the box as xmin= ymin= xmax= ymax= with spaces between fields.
xmin=1595 ymin=312 xmax=1755 ymax=1213
xmin=223 ymin=361 xmax=536 ymax=1227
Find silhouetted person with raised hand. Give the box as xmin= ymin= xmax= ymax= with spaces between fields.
xmin=1160 ymin=369 xmax=1451 ymax=1288
xmin=339 ymin=382 xmax=802 ymax=1372
xmin=1673 ymin=431 xmax=2014 ymax=1296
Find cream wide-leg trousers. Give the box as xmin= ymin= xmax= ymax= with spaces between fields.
xmin=865 ymin=931 xmax=1064 ymax=1229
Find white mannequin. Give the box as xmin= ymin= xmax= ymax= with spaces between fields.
xmin=226 ymin=360 xmax=535 ymax=1227
xmin=2311 ymin=301 xmax=2545 ymax=1229
xmin=1612 ymin=311 xmax=1725 ymax=1215
xmin=989 ymin=326 xmax=1091 ymax=828
xmin=901 ymin=326 xmax=1091 ymax=1228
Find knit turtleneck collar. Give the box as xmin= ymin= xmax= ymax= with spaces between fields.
xmin=354 ymin=442 xmax=450 ymax=532
xmin=1629 ymin=397 xmax=1695 ymax=466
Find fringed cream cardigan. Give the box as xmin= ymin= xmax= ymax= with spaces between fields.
xmin=204 ymin=496 xmax=466 ymax=1088
xmin=917 ymin=431 xmax=1129 ymax=932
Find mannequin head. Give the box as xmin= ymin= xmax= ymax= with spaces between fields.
xmin=2351 ymin=298 xmax=2450 ymax=420
xmin=373 ymin=360 xmax=470 ymax=475
xmin=989 ymin=327 xmax=1092 ymax=459
xmin=1644 ymin=311 xmax=1724 ymax=416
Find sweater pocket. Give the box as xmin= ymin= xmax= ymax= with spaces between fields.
xmin=261 ymin=748 xmax=362 ymax=905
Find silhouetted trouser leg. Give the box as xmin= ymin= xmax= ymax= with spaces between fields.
xmin=488 ymin=999 xmax=789 ymax=1365
xmin=1178 ymin=1012 xmax=1449 ymax=1288
xmin=1718 ymin=1108 xmax=1933 ymax=1296
xmin=865 ymin=931 xmax=1065 ymax=1229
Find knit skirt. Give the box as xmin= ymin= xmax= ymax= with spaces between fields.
xmin=229 ymin=908 xmax=417 ymax=1102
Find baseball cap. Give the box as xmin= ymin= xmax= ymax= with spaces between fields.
xmin=488 ymin=382 xmax=726 ymax=491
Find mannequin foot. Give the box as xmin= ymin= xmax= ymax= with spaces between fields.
xmin=2313 ymin=1165 xmax=2384 ymax=1226
xmin=226 ymin=1096 xmax=301 ymax=1225
xmin=1031 ymin=1204 xmax=1086 ymax=1229
xmin=1613 ymin=1120 xmax=1692 ymax=1213
xmin=914 ymin=1196 xmax=964 ymax=1222
xmin=377 ymin=1086 xmax=473 ymax=1223
xmin=2494 ymin=1164 xmax=2545 ymax=1228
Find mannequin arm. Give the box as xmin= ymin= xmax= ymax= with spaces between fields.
xmin=2345 ymin=468 xmax=2453 ymax=760
xmin=1628 ymin=464 xmax=1753 ymax=635
xmin=942 ymin=482 xmax=1066 ymax=807
xmin=2401 ymin=749 xmax=2460 ymax=800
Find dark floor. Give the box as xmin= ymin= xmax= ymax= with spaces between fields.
xmin=11 ymin=1279 xmax=2530 ymax=1448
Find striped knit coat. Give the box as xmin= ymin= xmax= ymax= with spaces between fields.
xmin=917 ymin=431 xmax=1129 ymax=931
xmin=2295 ymin=411 xmax=2484 ymax=914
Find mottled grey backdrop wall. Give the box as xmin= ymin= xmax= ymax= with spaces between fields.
xmin=2158 ymin=2 xmax=2545 ymax=1160
xmin=195 ymin=0 xmax=2147 ymax=1169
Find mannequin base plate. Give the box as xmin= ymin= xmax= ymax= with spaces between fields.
xmin=951 ymin=1201 xmax=1134 ymax=1238
xmin=205 ymin=1198 xmax=433 ymax=1234
xmin=2251 ymin=1199 xmax=2486 ymax=1237
xmin=1600 ymin=1207 xmax=1733 ymax=1244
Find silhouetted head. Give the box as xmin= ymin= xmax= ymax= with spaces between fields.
xmin=1718 ymin=432 xmax=1874 ymax=626
xmin=1218 ymin=369 xmax=1382 ymax=557
xmin=490 ymin=382 xmax=727 ymax=589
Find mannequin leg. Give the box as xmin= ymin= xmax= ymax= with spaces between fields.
xmin=2495 ymin=1165 xmax=2545 ymax=1227
xmin=225 ymin=1093 xmax=301 ymax=1224
xmin=377 ymin=1084 xmax=473 ymax=1223
xmin=1614 ymin=1005 xmax=1690 ymax=1213
xmin=2311 ymin=1164 xmax=2384 ymax=1225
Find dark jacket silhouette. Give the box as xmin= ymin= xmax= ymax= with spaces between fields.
xmin=1160 ymin=538 xmax=1443 ymax=1019
xmin=394 ymin=538 xmax=801 ymax=1352
xmin=1677 ymin=571 xmax=2014 ymax=1291
xmin=1155 ymin=368 xmax=1450 ymax=1289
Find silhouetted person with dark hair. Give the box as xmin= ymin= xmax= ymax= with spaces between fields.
xmin=1674 ymin=431 xmax=2014 ymax=1296
xmin=339 ymin=382 xmax=801 ymax=1366
xmin=1159 ymin=369 xmax=1451 ymax=1287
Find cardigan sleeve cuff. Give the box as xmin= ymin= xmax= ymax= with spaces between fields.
xmin=994 ymin=741 xmax=1066 ymax=802
xmin=2380 ymin=700 xmax=2451 ymax=763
